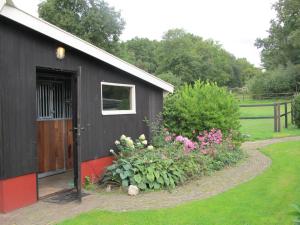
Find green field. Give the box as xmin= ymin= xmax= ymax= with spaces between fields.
xmin=59 ymin=141 xmax=300 ymax=225
xmin=239 ymin=99 xmax=300 ymax=140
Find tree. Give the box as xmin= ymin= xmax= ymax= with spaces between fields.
xmin=255 ymin=0 xmax=300 ymax=69
xmin=157 ymin=72 xmax=183 ymax=87
xmin=116 ymin=28 xmax=260 ymax=88
xmin=156 ymin=29 xmax=255 ymax=87
xmin=118 ymin=38 xmax=160 ymax=73
xmin=247 ymin=63 xmax=300 ymax=97
xmin=229 ymin=58 xmax=262 ymax=88
xmin=38 ymin=0 xmax=125 ymax=54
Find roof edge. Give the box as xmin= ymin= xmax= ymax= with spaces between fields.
xmin=0 ymin=4 xmax=174 ymax=93
xmin=0 ymin=0 xmax=5 ymax=10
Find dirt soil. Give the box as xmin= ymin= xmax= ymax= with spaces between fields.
xmin=1 ymin=136 xmax=299 ymax=225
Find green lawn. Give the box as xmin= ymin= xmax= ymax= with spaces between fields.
xmin=59 ymin=141 xmax=300 ymax=225
xmin=239 ymin=99 xmax=300 ymax=140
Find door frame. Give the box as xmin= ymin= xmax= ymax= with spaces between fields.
xmin=35 ymin=66 xmax=82 ymax=200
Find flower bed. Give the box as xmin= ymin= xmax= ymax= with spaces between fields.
xmin=100 ymin=128 xmax=245 ymax=191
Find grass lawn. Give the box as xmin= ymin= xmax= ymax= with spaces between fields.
xmin=239 ymin=99 xmax=300 ymax=140
xmin=59 ymin=141 xmax=300 ymax=225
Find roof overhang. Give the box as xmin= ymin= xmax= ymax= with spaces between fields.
xmin=0 ymin=0 xmax=5 ymax=10
xmin=0 ymin=1 xmax=174 ymax=93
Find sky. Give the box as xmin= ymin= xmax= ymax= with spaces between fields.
xmin=13 ymin=0 xmax=277 ymax=67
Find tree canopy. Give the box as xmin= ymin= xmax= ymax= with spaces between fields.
xmin=119 ymin=29 xmax=261 ymax=88
xmin=38 ymin=0 xmax=125 ymax=54
xmin=39 ymin=1 xmax=259 ymax=88
xmin=256 ymin=0 xmax=300 ymax=69
xmin=247 ymin=0 xmax=300 ymax=96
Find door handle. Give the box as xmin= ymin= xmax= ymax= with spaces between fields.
xmin=71 ymin=127 xmax=85 ymax=131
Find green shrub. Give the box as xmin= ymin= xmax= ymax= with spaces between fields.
xmin=101 ymin=135 xmax=185 ymax=191
xmin=209 ymin=146 xmax=245 ymax=171
xmin=163 ymin=81 xmax=240 ymax=138
xmin=292 ymin=95 xmax=300 ymax=128
xmin=101 ymin=130 xmax=245 ymax=192
xmin=102 ymin=149 xmax=185 ymax=190
xmin=247 ymin=63 xmax=300 ymax=98
xmin=144 ymin=115 xmax=167 ymax=148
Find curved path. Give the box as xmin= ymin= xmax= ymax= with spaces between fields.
xmin=1 ymin=136 xmax=300 ymax=225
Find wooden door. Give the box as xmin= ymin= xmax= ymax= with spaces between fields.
xmin=36 ymin=75 xmax=73 ymax=176
xmin=37 ymin=119 xmax=73 ymax=174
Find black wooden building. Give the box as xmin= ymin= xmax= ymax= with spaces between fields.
xmin=0 ymin=0 xmax=173 ymax=212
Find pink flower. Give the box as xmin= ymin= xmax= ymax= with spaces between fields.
xmin=183 ymin=139 xmax=196 ymax=153
xmin=201 ymin=149 xmax=208 ymax=154
xmin=197 ymin=135 xmax=205 ymax=142
xmin=175 ymin=135 xmax=184 ymax=142
xmin=164 ymin=135 xmax=172 ymax=142
xmin=197 ymin=129 xmax=223 ymax=150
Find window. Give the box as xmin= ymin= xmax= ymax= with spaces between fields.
xmin=36 ymin=79 xmax=72 ymax=120
xmin=101 ymin=82 xmax=136 ymax=115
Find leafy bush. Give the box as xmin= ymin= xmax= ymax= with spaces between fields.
xmin=247 ymin=63 xmax=300 ymax=98
xmin=292 ymin=95 xmax=300 ymax=128
xmin=101 ymin=129 xmax=244 ymax=191
xmin=163 ymin=81 xmax=240 ymax=138
xmin=144 ymin=115 xmax=168 ymax=148
xmin=101 ymin=135 xmax=185 ymax=190
xmin=102 ymin=150 xmax=185 ymax=190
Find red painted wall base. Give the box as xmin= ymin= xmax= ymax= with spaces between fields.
xmin=0 ymin=157 xmax=113 ymax=213
xmin=0 ymin=173 xmax=37 ymax=213
xmin=81 ymin=156 xmax=114 ymax=184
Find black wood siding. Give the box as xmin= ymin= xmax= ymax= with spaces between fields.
xmin=0 ymin=16 xmax=164 ymax=179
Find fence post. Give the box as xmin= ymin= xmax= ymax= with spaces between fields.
xmin=284 ymin=102 xmax=288 ymax=128
xmin=274 ymin=104 xmax=278 ymax=132
xmin=291 ymin=101 xmax=294 ymax=125
xmin=277 ymin=104 xmax=281 ymax=132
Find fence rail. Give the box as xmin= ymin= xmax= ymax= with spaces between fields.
xmin=233 ymin=92 xmax=296 ymax=101
xmin=239 ymin=101 xmax=293 ymax=132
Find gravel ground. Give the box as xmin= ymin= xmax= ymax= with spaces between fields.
xmin=1 ymin=136 xmax=299 ymax=225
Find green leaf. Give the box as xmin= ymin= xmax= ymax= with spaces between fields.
xmin=147 ymin=167 xmax=154 ymax=173
xmin=138 ymin=183 xmax=147 ymax=190
xmin=146 ymin=173 xmax=155 ymax=182
xmin=153 ymin=182 xmax=160 ymax=190
xmin=157 ymin=177 xmax=164 ymax=184
xmin=123 ymin=164 xmax=131 ymax=170
xmin=163 ymin=176 xmax=170 ymax=186
xmin=149 ymin=182 xmax=154 ymax=189
xmin=154 ymin=171 xmax=160 ymax=179
xmin=120 ymin=172 xmax=127 ymax=179
xmin=133 ymin=174 xmax=142 ymax=184
xmin=122 ymin=179 xmax=129 ymax=187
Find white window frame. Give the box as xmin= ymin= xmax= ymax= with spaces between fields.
xmin=101 ymin=82 xmax=136 ymax=115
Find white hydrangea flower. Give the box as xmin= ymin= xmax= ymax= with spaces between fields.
xmin=139 ymin=134 xmax=146 ymax=141
xmin=142 ymin=140 xmax=148 ymax=145
xmin=120 ymin=134 xmax=126 ymax=140
xmin=126 ymin=138 xmax=134 ymax=147
xmin=115 ymin=140 xmax=120 ymax=145
xmin=147 ymin=145 xmax=154 ymax=150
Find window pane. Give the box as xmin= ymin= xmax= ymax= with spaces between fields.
xmin=102 ymin=85 xmax=131 ymax=111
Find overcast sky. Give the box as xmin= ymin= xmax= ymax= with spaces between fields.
xmin=13 ymin=0 xmax=277 ymax=67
